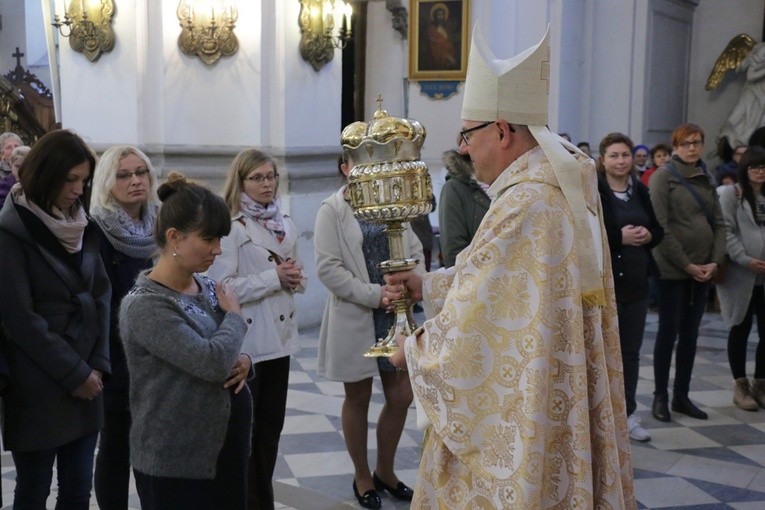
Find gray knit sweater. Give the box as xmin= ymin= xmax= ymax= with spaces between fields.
xmin=119 ymin=271 xmax=247 ymax=479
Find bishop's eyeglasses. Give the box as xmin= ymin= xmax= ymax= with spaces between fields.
xmin=459 ymin=122 xmax=493 ymax=146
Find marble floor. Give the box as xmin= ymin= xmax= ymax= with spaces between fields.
xmin=2 ymin=310 xmax=765 ymax=509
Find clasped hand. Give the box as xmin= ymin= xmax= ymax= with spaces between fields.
xmin=685 ymin=263 xmax=718 ymax=282
xmin=621 ymin=225 xmax=652 ymax=246
xmin=71 ymin=369 xmax=103 ymax=400
xmin=277 ymin=259 xmax=303 ymax=291
xmin=748 ymin=259 xmax=765 ymax=274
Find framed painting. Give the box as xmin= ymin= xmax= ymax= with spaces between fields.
xmin=408 ymin=0 xmax=470 ymax=81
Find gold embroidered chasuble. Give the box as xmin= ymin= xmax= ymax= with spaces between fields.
xmin=405 ymin=147 xmax=636 ymax=509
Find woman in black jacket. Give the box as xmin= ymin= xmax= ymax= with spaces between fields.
xmin=90 ymin=145 xmax=160 ymax=510
xmin=597 ymin=132 xmax=664 ymax=442
xmin=0 ymin=129 xmax=111 ymax=509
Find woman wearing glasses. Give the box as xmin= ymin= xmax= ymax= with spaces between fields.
xmin=649 ymin=123 xmax=726 ymax=423
xmin=90 ymin=146 xmax=159 ymax=510
xmin=207 ymin=148 xmax=305 ymax=510
xmin=717 ymin=146 xmax=765 ymax=411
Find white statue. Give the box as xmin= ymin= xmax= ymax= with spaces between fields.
xmin=707 ymin=34 xmax=765 ymax=149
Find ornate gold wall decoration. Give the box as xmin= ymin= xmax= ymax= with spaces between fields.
xmin=52 ymin=0 xmax=116 ymax=62
xmin=177 ymin=1 xmax=239 ymax=65
xmin=298 ymin=0 xmax=353 ymax=72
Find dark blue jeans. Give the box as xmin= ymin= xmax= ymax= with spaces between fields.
xmin=653 ymin=278 xmax=709 ymax=396
xmin=11 ymin=432 xmax=98 ymax=510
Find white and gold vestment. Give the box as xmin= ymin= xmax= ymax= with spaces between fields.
xmin=405 ymin=146 xmax=636 ymax=509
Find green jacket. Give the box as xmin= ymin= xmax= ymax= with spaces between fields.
xmin=649 ymin=156 xmax=726 ymax=279
xmin=438 ymin=172 xmax=490 ymax=268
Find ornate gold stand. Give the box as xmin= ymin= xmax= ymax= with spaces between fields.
xmin=364 ymin=224 xmax=419 ymax=357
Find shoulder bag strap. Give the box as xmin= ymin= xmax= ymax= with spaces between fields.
xmin=666 ymin=162 xmax=715 ymax=228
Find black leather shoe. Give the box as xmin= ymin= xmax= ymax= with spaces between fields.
xmin=672 ymin=395 xmax=708 ymax=419
xmin=353 ymin=480 xmax=381 ymax=509
xmin=652 ymin=394 xmax=671 ymax=422
xmin=373 ymin=472 xmax=414 ymax=501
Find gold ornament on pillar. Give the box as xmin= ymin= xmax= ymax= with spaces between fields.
xmin=51 ymin=0 xmax=116 ymax=62
xmin=176 ymin=1 xmax=239 ymax=65
xmin=298 ymin=0 xmax=353 ymax=71
xmin=342 ymin=96 xmax=433 ymax=357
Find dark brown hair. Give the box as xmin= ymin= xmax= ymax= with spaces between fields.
xmin=18 ymin=129 xmax=95 ymax=214
xmin=154 ymin=172 xmax=231 ymax=248
xmin=650 ymin=143 xmax=672 ymax=160
xmin=739 ymin=146 xmax=765 ymax=217
xmin=596 ymin=132 xmax=634 ymax=173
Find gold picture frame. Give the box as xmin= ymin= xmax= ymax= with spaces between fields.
xmin=408 ymin=0 xmax=470 ymax=81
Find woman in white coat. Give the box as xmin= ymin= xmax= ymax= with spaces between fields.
xmin=314 ymin=152 xmax=423 ymax=510
xmin=207 ymin=149 xmax=305 ymax=510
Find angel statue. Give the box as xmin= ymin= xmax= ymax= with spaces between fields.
xmin=707 ymin=33 xmax=765 ymax=150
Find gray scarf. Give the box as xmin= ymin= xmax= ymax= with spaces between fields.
xmin=92 ymin=205 xmax=158 ymax=260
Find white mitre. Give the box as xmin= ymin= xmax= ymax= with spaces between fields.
xmin=461 ymin=24 xmax=605 ymax=305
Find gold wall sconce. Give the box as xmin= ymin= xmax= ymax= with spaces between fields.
xmin=52 ymin=0 xmax=116 ymax=62
xmin=298 ymin=0 xmax=353 ymax=72
xmin=177 ymin=1 xmax=239 ymax=65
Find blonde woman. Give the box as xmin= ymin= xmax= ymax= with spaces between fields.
xmin=208 ymin=148 xmax=305 ymax=510
xmin=90 ymin=146 xmax=160 ymax=509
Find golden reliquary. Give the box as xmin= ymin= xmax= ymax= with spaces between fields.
xmin=341 ymin=97 xmax=433 ymax=357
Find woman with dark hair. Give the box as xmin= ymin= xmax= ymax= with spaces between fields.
xmin=0 ymin=129 xmax=110 ymax=508
xmin=641 ymin=143 xmax=672 ymax=186
xmin=717 ymin=146 xmax=765 ymax=410
xmin=597 ymin=132 xmax=664 ymax=440
xmin=120 ymin=173 xmax=251 ymax=509
xmin=90 ymin=145 xmax=160 ymax=509
xmin=649 ymin=123 xmax=726 ymax=422
xmin=208 ymin=149 xmax=304 ymax=510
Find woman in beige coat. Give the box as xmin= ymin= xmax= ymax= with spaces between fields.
xmin=207 ymin=149 xmax=305 ymax=510
xmin=315 ymin=153 xmax=423 ymax=509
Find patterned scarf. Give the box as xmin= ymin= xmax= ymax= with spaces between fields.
xmin=12 ymin=183 xmax=87 ymax=254
xmin=91 ymin=204 xmax=158 ymax=260
xmin=240 ymin=192 xmax=285 ymax=243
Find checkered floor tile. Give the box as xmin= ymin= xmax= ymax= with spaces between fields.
xmin=2 ymin=309 xmax=765 ymax=509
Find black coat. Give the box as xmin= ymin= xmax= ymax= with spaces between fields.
xmin=0 ymin=197 xmax=111 ymax=451
xmin=598 ymin=174 xmax=664 ymax=302
xmin=93 ymin=225 xmax=153 ymax=413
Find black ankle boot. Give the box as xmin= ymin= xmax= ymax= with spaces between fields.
xmin=671 ymin=394 xmax=708 ymax=419
xmin=652 ymin=394 xmax=671 ymax=422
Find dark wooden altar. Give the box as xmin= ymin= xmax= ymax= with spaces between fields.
xmin=1 ymin=47 xmax=56 ymax=144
